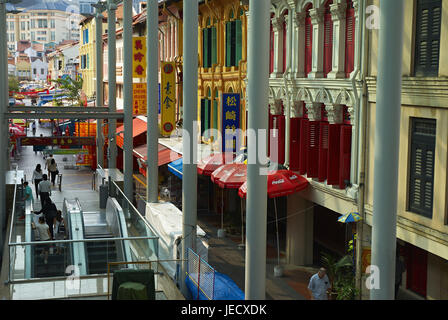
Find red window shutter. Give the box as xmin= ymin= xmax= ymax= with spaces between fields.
xmin=299 ymin=118 xmax=309 ymax=175
xmin=323 ymin=7 xmax=333 ymax=77
xmin=339 ymin=125 xmax=352 ymax=189
xmin=289 ymin=117 xmax=301 ymax=171
xmin=268 ymin=111 xmax=274 ymax=157
xmin=278 ymin=114 xmax=286 ymax=165
xmin=307 ymin=121 xmax=320 ymax=178
xmin=327 ymin=124 xmax=341 ymax=185
xmin=305 ymin=11 xmax=313 ymax=76
xmin=345 ymin=1 xmax=355 ymax=77
xmin=318 ymin=121 xmax=329 ymax=181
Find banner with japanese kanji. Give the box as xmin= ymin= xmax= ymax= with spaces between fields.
xmin=132 ymin=37 xmax=147 ymax=78
xmin=133 ymin=83 xmax=147 ymax=115
xmin=222 ymin=93 xmax=241 ymax=153
xmin=161 ymin=62 xmax=176 ymax=136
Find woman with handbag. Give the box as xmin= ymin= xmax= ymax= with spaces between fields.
xmin=54 ymin=210 xmax=67 ymax=255
xmin=48 ymin=158 xmax=59 ymax=186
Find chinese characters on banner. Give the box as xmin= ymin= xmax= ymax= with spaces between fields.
xmin=222 ymin=93 xmax=240 ymax=153
xmin=132 ymin=37 xmax=147 ymax=78
xmin=161 ymin=62 xmax=176 ymax=136
xmin=133 ymin=83 xmax=147 ymax=115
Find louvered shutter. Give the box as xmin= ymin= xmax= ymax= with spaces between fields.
xmin=339 ymin=125 xmax=352 ymax=189
xmin=327 ymin=124 xmax=341 ymax=185
xmin=269 ymin=114 xmax=279 ymax=162
xmin=318 ymin=121 xmax=329 ymax=181
xmin=408 ymin=118 xmax=436 ymax=218
xmin=290 ymin=117 xmax=301 ymax=171
xmin=277 ymin=115 xmax=286 ymax=165
xmin=345 ymin=2 xmax=355 ymax=77
xmin=201 ymin=99 xmax=206 ymax=137
xmin=203 ymin=28 xmax=209 ymax=68
xmin=211 ymin=26 xmax=217 ymax=66
xmin=305 ymin=13 xmax=313 ymax=76
xmin=323 ymin=7 xmax=333 ymax=77
xmin=307 ymin=121 xmax=320 ymax=178
xmin=299 ymin=118 xmax=309 ymax=175
xmin=225 ymin=22 xmax=232 ymax=67
xmin=235 ymin=19 xmax=243 ymax=67
xmin=415 ymin=0 xmax=442 ymax=76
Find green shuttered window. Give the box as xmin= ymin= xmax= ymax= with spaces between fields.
xmin=408 ymin=118 xmax=436 ymax=218
xmin=225 ymin=19 xmax=243 ymax=67
xmin=414 ymin=0 xmax=442 ymax=76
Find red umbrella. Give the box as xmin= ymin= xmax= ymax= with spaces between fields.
xmin=197 ymin=152 xmax=235 ymax=176
xmin=238 ymin=170 xmax=309 ymax=198
xmin=210 ymin=163 xmax=247 ymax=236
xmin=211 ymin=163 xmax=247 ymax=189
xmin=238 ymin=170 xmax=309 ymax=272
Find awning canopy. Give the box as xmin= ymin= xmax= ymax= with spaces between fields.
xmin=133 ymin=143 xmax=182 ymax=167
xmin=116 ymin=116 xmax=147 ymax=148
xmin=168 ymin=158 xmax=183 ymax=179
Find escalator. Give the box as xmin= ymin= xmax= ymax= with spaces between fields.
xmin=85 ymin=232 xmax=118 ymax=274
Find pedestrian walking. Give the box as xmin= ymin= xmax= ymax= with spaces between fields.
xmin=45 ymin=154 xmax=54 ymax=176
xmin=32 ymin=164 xmax=43 ymax=200
xmin=31 ymin=121 xmax=36 ymax=136
xmin=38 ymin=174 xmax=52 ymax=208
xmin=31 ymin=216 xmax=51 ymax=264
xmin=18 ymin=181 xmax=34 ymax=221
xmin=308 ymin=268 xmax=331 ymax=300
xmin=54 ymin=210 xmax=67 ymax=255
xmin=48 ymin=158 xmax=59 ymax=186
xmin=33 ymin=197 xmax=57 ymax=240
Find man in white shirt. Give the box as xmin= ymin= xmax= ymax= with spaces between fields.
xmin=45 ymin=154 xmax=54 ymax=176
xmin=308 ymin=268 xmax=331 ymax=300
xmin=32 ymin=216 xmax=51 ymax=264
xmin=38 ymin=174 xmax=52 ymax=208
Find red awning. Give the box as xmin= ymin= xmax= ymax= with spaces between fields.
xmin=133 ymin=143 xmax=182 ymax=167
xmin=116 ymin=117 xmax=147 ymax=148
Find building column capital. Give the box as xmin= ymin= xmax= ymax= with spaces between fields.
xmin=294 ymin=12 xmax=306 ymax=28
xmin=309 ymin=8 xmax=325 ymax=25
xmin=330 ymin=3 xmax=347 ymax=21
xmin=271 ymin=16 xmax=285 ymax=32
xmin=325 ymin=104 xmax=344 ymax=124
xmin=347 ymin=106 xmax=356 ymax=125
xmin=305 ymin=102 xmax=321 ymax=122
xmin=291 ymin=101 xmax=304 ymax=118
xmin=270 ymin=99 xmax=283 ymax=115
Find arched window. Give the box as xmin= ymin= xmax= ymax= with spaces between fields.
xmin=202 ymin=17 xmax=217 ymax=68
xmin=345 ymin=0 xmax=355 ymax=77
xmin=201 ymin=88 xmax=212 ymax=139
xmin=323 ymin=0 xmax=333 ymax=77
xmin=304 ymin=4 xmax=313 ymax=77
xmin=225 ymin=9 xmax=243 ymax=68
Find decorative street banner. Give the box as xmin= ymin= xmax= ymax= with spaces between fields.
xmin=222 ymin=93 xmax=241 ymax=153
xmin=133 ymin=83 xmax=147 ymax=115
xmin=161 ymin=62 xmax=176 ymax=136
xmin=20 ymin=136 xmax=96 ymax=146
xmin=132 ymin=37 xmax=147 ymax=78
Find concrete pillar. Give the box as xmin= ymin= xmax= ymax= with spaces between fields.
xmin=245 ymin=0 xmax=270 ymax=300
xmin=286 ymin=195 xmax=314 ymax=266
xmin=123 ymin=0 xmax=134 ymax=201
xmin=0 ymin=2 xmax=7 ymax=257
xmin=370 ymin=0 xmax=404 ymax=300
xmin=107 ymin=0 xmax=117 ymax=169
xmin=271 ymin=16 xmax=284 ymax=78
xmin=95 ymin=7 xmax=104 ymax=167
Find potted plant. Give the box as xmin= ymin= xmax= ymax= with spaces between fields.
xmin=321 ymin=252 xmax=357 ymax=300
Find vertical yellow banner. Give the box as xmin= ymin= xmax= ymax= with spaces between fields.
xmin=132 ymin=83 xmax=147 ymax=115
xmin=132 ymin=37 xmax=147 ymax=78
xmin=161 ymin=62 xmax=176 ymax=136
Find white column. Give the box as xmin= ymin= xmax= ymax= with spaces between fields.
xmin=271 ymin=16 xmax=284 ymax=78
xmin=95 ymin=8 xmax=104 ymax=167
xmin=181 ymin=0 xmax=199 ymax=296
xmin=293 ymin=12 xmax=306 ymax=78
xmin=245 ymin=0 xmax=270 ymax=300
xmin=107 ymin=0 xmax=117 ymax=169
xmin=327 ymin=3 xmax=347 ymax=79
xmin=308 ymin=8 xmax=324 ymax=79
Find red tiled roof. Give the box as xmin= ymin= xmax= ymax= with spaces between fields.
xmin=133 ymin=143 xmax=182 ymax=166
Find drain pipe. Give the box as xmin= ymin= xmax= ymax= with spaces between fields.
xmin=354 ymin=0 xmax=368 ymax=299
xmin=283 ymin=3 xmax=293 ymax=168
